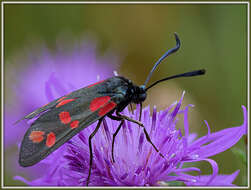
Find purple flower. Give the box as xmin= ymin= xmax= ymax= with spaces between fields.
xmin=14 ymin=87 xmax=247 ymax=186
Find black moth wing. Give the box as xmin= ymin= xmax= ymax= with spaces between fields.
xmin=19 ymin=76 xmax=130 ymax=167
xmin=17 ymin=78 xmax=113 ymax=121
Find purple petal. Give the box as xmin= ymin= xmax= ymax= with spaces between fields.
xmin=151 ymin=106 xmax=157 ymax=134
xmin=204 ymin=120 xmax=211 ymax=137
xmin=182 ymin=158 xmax=219 ymax=186
xmin=169 ymin=91 xmax=185 ymax=123
xmin=187 ymin=133 xmax=197 ymax=145
xmin=187 ymin=106 xmax=247 ymax=159
xmin=203 ymin=159 xmax=219 ymax=185
xmin=179 ymin=104 xmax=194 ymax=138
xmin=174 ymin=167 xmax=201 ymax=175
xmin=185 ymin=170 xmax=240 ymax=186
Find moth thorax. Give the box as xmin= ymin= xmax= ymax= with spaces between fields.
xmin=132 ymin=85 xmax=147 ymax=103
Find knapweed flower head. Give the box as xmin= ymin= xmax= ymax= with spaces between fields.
xmin=15 ymin=89 xmax=247 ymax=186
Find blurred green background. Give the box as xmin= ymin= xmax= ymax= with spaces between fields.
xmin=4 ymin=3 xmax=247 ymax=186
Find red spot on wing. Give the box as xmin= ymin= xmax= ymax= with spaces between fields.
xmin=29 ymin=131 xmax=45 ymax=143
xmin=90 ymin=96 xmax=111 ymax=112
xmin=99 ymin=101 xmax=117 ymax=116
xmin=57 ymin=97 xmax=66 ymax=102
xmin=87 ymin=80 xmax=104 ymax=88
xmin=59 ymin=111 xmax=71 ymax=124
xmin=46 ymin=132 xmax=56 ymax=147
xmin=56 ymin=98 xmax=76 ymax=108
xmin=70 ymin=120 xmax=79 ymax=129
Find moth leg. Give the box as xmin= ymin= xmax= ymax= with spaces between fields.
xmin=116 ymin=112 xmax=164 ymax=158
xmin=139 ymin=102 xmax=142 ymax=121
xmin=108 ymin=114 xmax=122 ymax=121
xmin=116 ymin=112 xmax=143 ymax=126
xmin=107 ymin=114 xmax=124 ymax=163
xmin=112 ymin=120 xmax=124 ymax=163
xmin=86 ymin=118 xmax=103 ymax=186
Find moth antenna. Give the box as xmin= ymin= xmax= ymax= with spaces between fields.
xmin=146 ymin=69 xmax=206 ymax=91
xmin=143 ymin=33 xmax=180 ymax=88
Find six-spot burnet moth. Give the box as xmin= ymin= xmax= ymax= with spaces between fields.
xmin=17 ymin=33 xmax=206 ymax=186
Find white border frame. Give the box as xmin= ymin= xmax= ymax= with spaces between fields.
xmin=1 ymin=1 xmax=249 ymax=189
